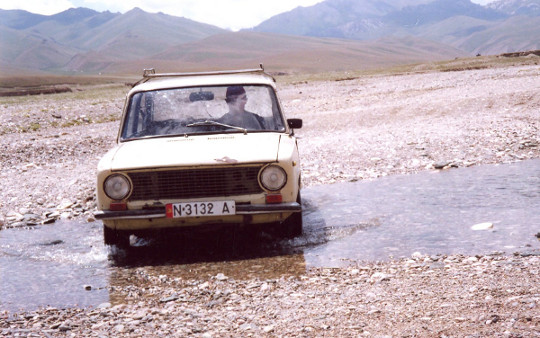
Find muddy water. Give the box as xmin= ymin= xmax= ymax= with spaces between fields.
xmin=1 ymin=159 xmax=539 ymax=312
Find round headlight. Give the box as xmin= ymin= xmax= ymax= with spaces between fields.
xmin=260 ymin=165 xmax=287 ymax=191
xmin=104 ymin=174 xmax=131 ymax=200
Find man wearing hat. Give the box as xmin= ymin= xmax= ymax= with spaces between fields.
xmin=219 ymin=86 xmax=265 ymax=130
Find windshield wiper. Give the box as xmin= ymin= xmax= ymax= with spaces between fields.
xmin=186 ymin=120 xmax=248 ymax=134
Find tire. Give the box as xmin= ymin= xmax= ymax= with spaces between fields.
xmin=278 ymin=193 xmax=303 ymax=238
xmin=103 ymin=225 xmax=130 ymax=249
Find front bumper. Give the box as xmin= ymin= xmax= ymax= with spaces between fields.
xmin=95 ymin=202 xmax=301 ymax=221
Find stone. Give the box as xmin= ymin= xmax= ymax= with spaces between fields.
xmin=215 ymin=273 xmax=228 ymax=281
xmin=57 ymin=200 xmax=74 ymax=210
xmin=411 ymin=252 xmax=423 ymax=260
xmin=58 ymin=323 xmax=72 ymax=332
xmin=115 ymin=324 xmax=125 ymax=333
xmin=464 ymin=257 xmax=478 ymax=263
xmin=6 ymin=211 xmax=24 ymax=222
xmin=240 ymin=323 xmax=258 ymax=331
xmin=131 ymin=310 xmax=147 ymax=320
xmin=434 ymin=161 xmax=451 ymax=169
xmin=23 ymin=213 xmax=40 ymax=221
xmin=246 ymin=282 xmax=260 ymax=289
xmin=471 ymin=222 xmax=493 ymax=231
xmin=263 ymin=325 xmax=275 ymax=333
xmin=43 ymin=217 xmax=57 ymax=224
xmin=370 ymin=272 xmax=391 ymax=283
xmin=45 ymin=211 xmax=61 ymax=219
xmin=160 ymin=294 xmax=179 ymax=303
xmin=40 ymin=239 xmax=63 ymax=246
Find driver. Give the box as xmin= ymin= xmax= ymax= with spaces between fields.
xmin=219 ymin=86 xmax=265 ymax=129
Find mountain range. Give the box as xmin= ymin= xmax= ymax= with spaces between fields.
xmin=252 ymin=0 xmax=540 ymax=55
xmin=0 ymin=0 xmax=539 ymax=76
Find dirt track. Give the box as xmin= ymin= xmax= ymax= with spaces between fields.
xmin=1 ymin=63 xmax=539 ymax=336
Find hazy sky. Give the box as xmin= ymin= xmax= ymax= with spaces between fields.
xmin=0 ymin=0 xmax=496 ymax=31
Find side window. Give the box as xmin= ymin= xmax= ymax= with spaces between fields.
xmin=122 ymin=92 xmax=154 ymax=139
xmin=268 ymin=87 xmax=285 ymax=131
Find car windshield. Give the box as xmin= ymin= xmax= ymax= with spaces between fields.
xmin=120 ymin=84 xmax=286 ymax=141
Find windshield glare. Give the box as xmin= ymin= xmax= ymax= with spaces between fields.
xmin=121 ymin=85 xmax=285 ymax=140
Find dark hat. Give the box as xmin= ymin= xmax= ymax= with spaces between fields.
xmin=225 ymin=86 xmax=246 ymax=102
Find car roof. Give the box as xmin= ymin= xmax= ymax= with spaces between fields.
xmin=129 ymin=68 xmax=277 ymax=95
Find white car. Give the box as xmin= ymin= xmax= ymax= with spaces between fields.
xmin=95 ymin=66 xmax=303 ymax=247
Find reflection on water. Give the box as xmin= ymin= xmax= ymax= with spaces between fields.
xmin=1 ymin=159 xmax=539 ymax=312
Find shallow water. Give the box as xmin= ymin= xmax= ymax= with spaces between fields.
xmin=1 ymin=159 xmax=539 ymax=312
xmin=0 ymin=222 xmax=109 ymax=312
xmin=302 ymin=159 xmax=540 ymax=265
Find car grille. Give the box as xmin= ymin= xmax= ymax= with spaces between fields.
xmin=128 ymin=166 xmax=263 ymax=201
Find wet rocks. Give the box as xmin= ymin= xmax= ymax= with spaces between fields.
xmin=1 ymin=189 xmax=98 ymax=228
xmin=2 ymin=202 xmax=89 ymax=228
xmin=5 ymin=211 xmax=24 ymax=224
xmin=434 ymin=161 xmax=452 ymax=169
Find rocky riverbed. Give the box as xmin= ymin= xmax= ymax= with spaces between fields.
xmin=1 ymin=62 xmax=539 ymax=335
xmin=2 ymin=253 xmax=539 ymax=336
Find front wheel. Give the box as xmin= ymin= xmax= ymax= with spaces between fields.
xmin=103 ymin=225 xmax=130 ymax=249
xmin=278 ymin=193 xmax=303 ymax=238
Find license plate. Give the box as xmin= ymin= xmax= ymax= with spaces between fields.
xmin=166 ymin=201 xmax=235 ymax=218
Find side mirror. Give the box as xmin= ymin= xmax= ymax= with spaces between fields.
xmin=287 ymin=118 xmax=302 ymax=129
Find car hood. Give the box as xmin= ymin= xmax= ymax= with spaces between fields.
xmin=107 ymin=133 xmax=282 ymax=171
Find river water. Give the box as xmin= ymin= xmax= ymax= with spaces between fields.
xmin=1 ymin=159 xmax=539 ymax=312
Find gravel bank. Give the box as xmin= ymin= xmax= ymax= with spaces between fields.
xmin=1 ymin=253 xmax=539 ymax=336
xmin=1 ymin=64 xmax=539 ymax=335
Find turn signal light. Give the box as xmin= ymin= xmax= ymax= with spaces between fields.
xmin=109 ymin=203 xmax=127 ymax=211
xmin=265 ymin=194 xmax=283 ymax=204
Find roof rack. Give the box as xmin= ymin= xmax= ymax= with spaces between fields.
xmin=133 ymin=64 xmax=272 ymax=87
